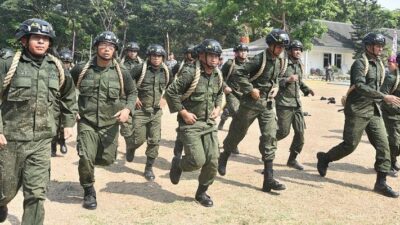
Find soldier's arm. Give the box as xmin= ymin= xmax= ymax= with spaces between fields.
xmin=165 ymin=67 xmax=193 ymax=113
xmin=380 ymin=74 xmax=396 ymax=95
xmin=0 ymin=58 xmax=11 ymax=134
xmin=352 ymin=59 xmax=385 ymax=99
xmin=221 ymin=59 xmax=232 ymax=89
xmin=122 ymin=69 xmax=137 ymax=114
xmin=236 ymin=54 xmax=262 ymax=95
xmin=70 ymin=62 xmax=84 ymax=86
xmin=59 ymin=70 xmax=78 ymax=128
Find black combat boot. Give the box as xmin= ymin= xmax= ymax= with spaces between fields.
xmin=83 ymin=186 xmax=97 ymax=209
xmin=218 ymin=118 xmax=226 ymax=130
xmin=169 ymin=156 xmax=182 ymax=184
xmin=144 ymin=157 xmax=156 ymax=181
xmin=231 ymin=147 xmax=240 ymax=155
xmin=374 ymin=172 xmax=399 ymax=198
xmin=59 ymin=138 xmax=68 ymax=154
xmin=316 ymin=152 xmax=331 ymax=177
xmin=287 ymin=152 xmax=304 ymax=170
xmin=195 ymin=184 xmax=213 ymax=207
xmin=217 ymin=151 xmax=231 ymax=176
xmin=173 ymin=140 xmax=184 ymax=158
xmin=262 ymin=160 xmax=286 ymax=192
xmin=0 ymin=205 xmax=8 ymax=222
xmin=51 ymin=141 xmax=57 ymax=157
xmin=125 ymin=147 xmax=136 ymax=162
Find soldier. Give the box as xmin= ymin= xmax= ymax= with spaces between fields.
xmin=0 ymin=48 xmax=14 ymax=59
xmin=171 ymin=44 xmax=197 ymax=159
xmin=51 ymin=49 xmax=74 ymax=157
xmin=0 ymin=18 xmax=77 ymax=224
xmin=70 ymin=31 xmax=136 ymax=209
xmin=121 ymin=41 xmax=142 ymax=70
xmin=166 ymin=39 xmax=223 ymax=207
xmin=123 ymin=44 xmax=171 ymax=181
xmin=317 ymin=33 xmax=400 ymax=198
xmin=218 ymin=29 xmax=289 ymax=193
xmin=275 ymin=40 xmax=315 ymax=170
xmin=380 ymin=53 xmax=400 ymax=177
xmin=218 ymin=43 xmax=249 ymax=156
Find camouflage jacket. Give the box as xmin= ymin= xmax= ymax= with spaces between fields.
xmin=221 ymin=58 xmax=246 ymax=97
xmin=71 ymin=58 xmax=137 ymax=128
xmin=0 ymin=51 xmax=77 ymax=141
xmin=276 ymin=57 xmax=311 ymax=108
xmin=380 ymin=69 xmax=400 ymax=119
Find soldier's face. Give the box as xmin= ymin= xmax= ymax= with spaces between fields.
xmin=127 ymin=50 xmax=138 ymax=59
xmin=150 ymin=55 xmax=163 ymax=67
xmin=97 ymin=42 xmax=116 ymax=60
xmin=236 ymin=50 xmax=248 ymax=60
xmin=270 ymin=44 xmax=284 ymax=57
xmin=388 ymin=62 xmax=398 ymax=72
xmin=200 ymin=53 xmax=220 ymax=68
xmin=22 ymin=34 xmax=50 ymax=56
xmin=290 ymin=48 xmax=302 ymax=59
xmin=367 ymin=44 xmax=383 ymax=57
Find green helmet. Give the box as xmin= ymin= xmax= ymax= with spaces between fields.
xmin=15 ymin=18 xmax=56 ymax=41
xmin=184 ymin=44 xmax=195 ymax=54
xmin=126 ymin=42 xmax=140 ymax=51
xmin=233 ymin=43 xmax=249 ymax=52
xmin=199 ymin=39 xmax=222 ymax=55
xmin=93 ymin=31 xmax=119 ymax=50
xmin=0 ymin=48 xmax=14 ymax=58
xmin=59 ymin=49 xmax=73 ymax=63
xmin=146 ymin=44 xmax=166 ymax=57
xmin=362 ymin=32 xmax=386 ymax=46
xmin=265 ymin=29 xmax=290 ymax=46
xmin=288 ymin=40 xmax=303 ymax=51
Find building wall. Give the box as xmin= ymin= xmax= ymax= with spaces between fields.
xmin=305 ymin=47 xmax=354 ymax=76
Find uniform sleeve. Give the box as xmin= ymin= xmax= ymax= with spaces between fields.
xmin=221 ymin=60 xmax=232 ymax=89
xmin=122 ymin=69 xmax=137 ymax=114
xmin=0 ymin=58 xmax=11 ymax=133
xmin=352 ymin=59 xmax=385 ymax=99
xmin=235 ymin=53 xmax=263 ymax=95
xmin=165 ymin=67 xmax=193 ymax=113
xmin=59 ymin=70 xmax=78 ymax=128
xmin=70 ymin=63 xmax=84 ymax=86
xmin=380 ymin=73 xmax=396 ymax=95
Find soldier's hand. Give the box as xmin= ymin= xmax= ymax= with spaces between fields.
xmin=384 ymin=95 xmax=400 ymax=107
xmin=210 ymin=106 xmax=221 ymax=119
xmin=268 ymin=87 xmax=279 ymax=99
xmin=76 ymin=113 xmax=81 ymax=121
xmin=223 ymin=86 xmax=232 ymax=95
xmin=159 ymin=98 xmax=167 ymax=109
xmin=114 ymin=108 xmax=131 ymax=123
xmin=0 ymin=134 xmax=7 ymax=149
xmin=64 ymin=127 xmax=74 ymax=140
xmin=135 ymin=98 xmax=143 ymax=110
xmin=250 ymin=88 xmax=260 ymax=100
xmin=179 ymin=109 xmax=197 ymax=125
xmin=287 ymin=74 xmax=299 ymax=83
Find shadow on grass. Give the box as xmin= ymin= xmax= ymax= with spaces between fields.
xmin=47 ymin=180 xmax=82 ymax=204
xmin=101 ymin=181 xmax=192 ymax=203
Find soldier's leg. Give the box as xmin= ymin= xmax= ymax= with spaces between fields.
xmin=219 ymin=105 xmax=258 ymax=176
xmin=180 ymin=129 xmax=207 ymax=172
xmin=226 ymin=94 xmax=241 ymax=154
xmin=276 ymin=106 xmax=294 ymax=141
xmin=50 ymin=136 xmax=57 ymax=157
xmin=218 ymin=107 xmax=229 ymax=130
xmin=96 ymin=125 xmax=119 ymax=166
xmin=173 ymin=131 xmax=184 ymax=157
xmin=365 ymin=116 xmax=398 ymax=197
xmin=287 ymin=108 xmax=305 ymax=170
xmin=258 ymin=107 xmax=285 ymax=192
xmin=125 ymin=112 xmax=148 ymax=162
xmin=317 ymin=115 xmax=369 ymax=177
xmin=143 ymin=110 xmax=162 ymax=180
xmin=59 ymin=124 xmax=67 ymax=154
xmin=21 ymin=139 xmax=51 ymax=225
xmin=0 ymin=141 xmax=25 ymax=222
xmin=196 ymin=130 xmax=219 ymax=207
xmin=383 ymin=117 xmax=400 ymax=171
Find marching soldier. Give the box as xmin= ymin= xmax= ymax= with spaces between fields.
xmin=121 ymin=41 xmax=142 ymax=70
xmin=123 ymin=44 xmax=171 ymax=181
xmin=317 ymin=33 xmax=400 ymax=198
xmin=71 ymin=31 xmax=137 ymax=209
xmin=218 ymin=29 xmax=289 ymax=193
xmin=0 ymin=18 xmax=77 ymax=224
xmin=218 ymin=43 xmax=249 ymax=154
xmin=51 ymin=49 xmax=75 ymax=157
xmin=276 ymin=40 xmax=315 ymax=170
xmin=380 ymin=53 xmax=400 ymax=176
xmin=166 ymin=39 xmax=223 ymax=207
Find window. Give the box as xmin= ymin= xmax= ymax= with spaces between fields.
xmin=323 ymin=53 xmax=332 ymax=68
xmin=335 ymin=54 xmax=342 ymax=69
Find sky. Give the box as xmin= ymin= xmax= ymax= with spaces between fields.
xmin=377 ymin=0 xmax=400 ymax=10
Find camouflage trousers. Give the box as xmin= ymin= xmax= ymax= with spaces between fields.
xmin=326 ymin=114 xmax=391 ymax=172
xmin=124 ymin=109 xmax=162 ymax=159
xmin=223 ymin=103 xmax=277 ymax=161
xmin=276 ymin=105 xmax=305 ymax=154
xmin=220 ymin=93 xmax=241 ymax=121
xmin=77 ymin=121 xmax=119 ymax=187
xmin=0 ymin=138 xmax=52 ymax=225
xmin=382 ymin=113 xmax=400 ymax=159
xmin=178 ymin=122 xmax=219 ymax=186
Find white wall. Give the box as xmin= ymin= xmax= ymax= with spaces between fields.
xmin=305 ymin=46 xmax=354 ymax=75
